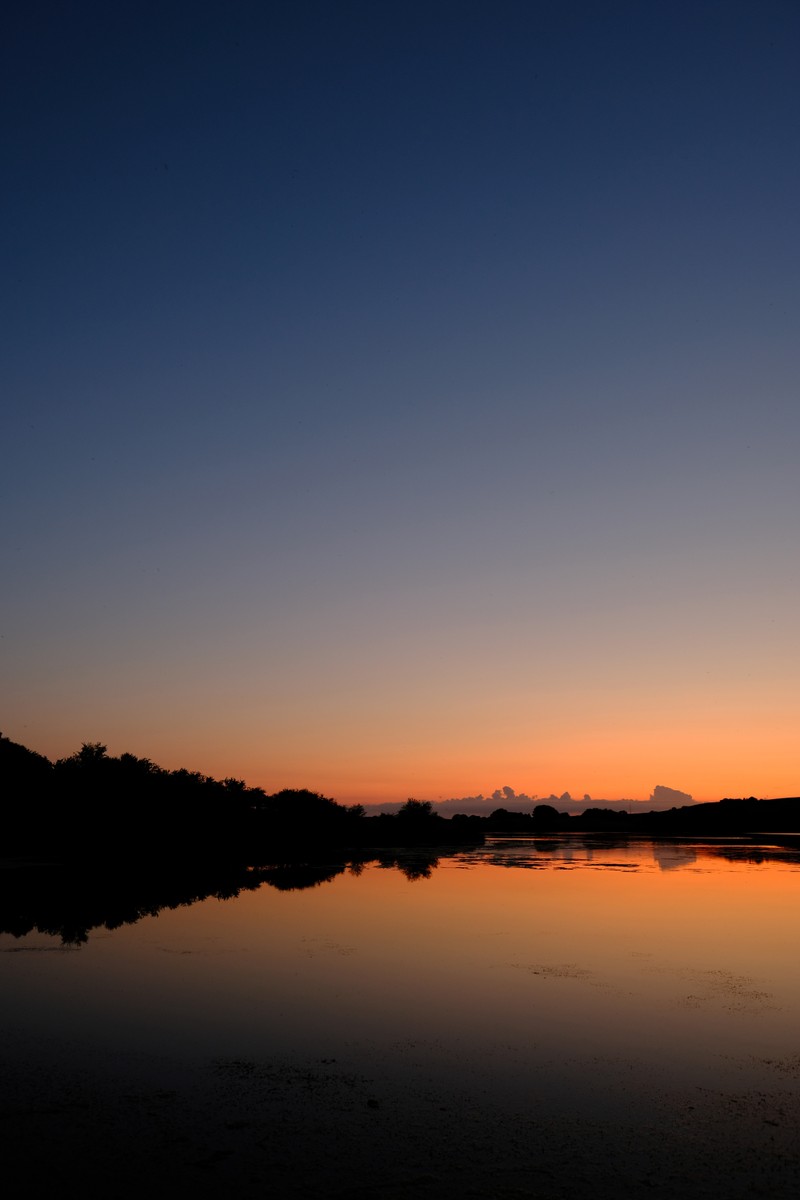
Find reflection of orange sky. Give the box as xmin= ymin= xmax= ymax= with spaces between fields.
xmin=7 ymin=845 xmax=800 ymax=1099
xmin=135 ymin=849 xmax=800 ymax=1067
xmin=146 ymin=846 xmax=800 ymax=985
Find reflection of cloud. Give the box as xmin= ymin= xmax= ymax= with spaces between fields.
xmin=652 ymin=843 xmax=698 ymax=871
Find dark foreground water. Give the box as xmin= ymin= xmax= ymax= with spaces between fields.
xmin=3 ymin=835 xmax=800 ymax=1198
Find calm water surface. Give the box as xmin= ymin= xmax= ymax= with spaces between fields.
xmin=4 ymin=835 xmax=800 ymax=1106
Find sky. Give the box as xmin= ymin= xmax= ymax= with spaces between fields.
xmin=3 ymin=1 xmax=799 ymax=805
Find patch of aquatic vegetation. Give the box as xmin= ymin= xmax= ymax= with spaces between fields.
xmin=760 ymin=1055 xmax=800 ymax=1078
xmin=213 ymin=1057 xmax=372 ymax=1092
xmin=672 ymin=969 xmax=776 ymax=1014
xmin=508 ymin=962 xmax=594 ymax=980
xmin=299 ymin=936 xmax=356 ymax=957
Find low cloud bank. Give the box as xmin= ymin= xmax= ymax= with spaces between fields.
xmin=366 ymin=784 xmax=694 ymax=817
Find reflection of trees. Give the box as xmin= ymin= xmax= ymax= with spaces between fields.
xmin=374 ymin=850 xmax=440 ymax=880
xmin=0 ymin=861 xmax=261 ymax=945
xmin=706 ymin=841 xmax=800 ymax=866
xmin=0 ymin=848 xmax=469 ymax=946
xmin=260 ymin=862 xmax=347 ymax=891
xmin=475 ymin=834 xmax=800 ymax=873
xmin=475 ymin=834 xmax=635 ymax=868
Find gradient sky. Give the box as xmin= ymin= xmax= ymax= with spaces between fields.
xmin=3 ymin=1 xmax=799 ymax=804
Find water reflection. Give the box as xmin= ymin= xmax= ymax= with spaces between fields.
xmin=3 ymin=835 xmax=800 ymax=1198
xmin=0 ymin=857 xmax=268 ymax=946
xmin=3 ymin=837 xmax=799 ymax=948
xmin=0 ymin=847 xmax=455 ymax=945
xmin=469 ymin=834 xmax=800 ymax=873
xmin=652 ymin=842 xmax=698 ymax=870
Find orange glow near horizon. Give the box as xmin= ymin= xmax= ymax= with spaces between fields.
xmin=8 ymin=511 xmax=800 ymax=809
xmin=15 ymin=697 xmax=800 ymax=807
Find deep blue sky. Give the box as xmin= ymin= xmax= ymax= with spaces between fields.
xmin=3 ymin=2 xmax=799 ymax=802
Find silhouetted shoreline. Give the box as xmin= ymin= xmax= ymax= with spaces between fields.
xmin=485 ymin=795 xmax=800 ymax=836
xmin=0 ymin=734 xmax=484 ymax=859
xmin=3 ymin=734 xmax=800 ymax=867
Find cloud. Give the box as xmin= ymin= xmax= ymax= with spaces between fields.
xmin=435 ymin=786 xmax=542 ymax=815
xmin=649 ymin=784 xmax=694 ymax=808
xmin=553 ymin=786 xmax=695 ymax=814
xmin=365 ymin=784 xmax=695 ymax=816
xmin=433 ymin=787 xmax=588 ymax=815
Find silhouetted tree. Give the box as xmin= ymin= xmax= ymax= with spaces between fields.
xmin=397 ymin=798 xmax=434 ymax=818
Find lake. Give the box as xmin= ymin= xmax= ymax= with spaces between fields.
xmin=3 ymin=835 xmax=800 ymax=1198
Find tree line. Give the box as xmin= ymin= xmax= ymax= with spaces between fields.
xmin=0 ymin=734 xmax=482 ymax=857
xmin=3 ymin=733 xmax=799 ymax=861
